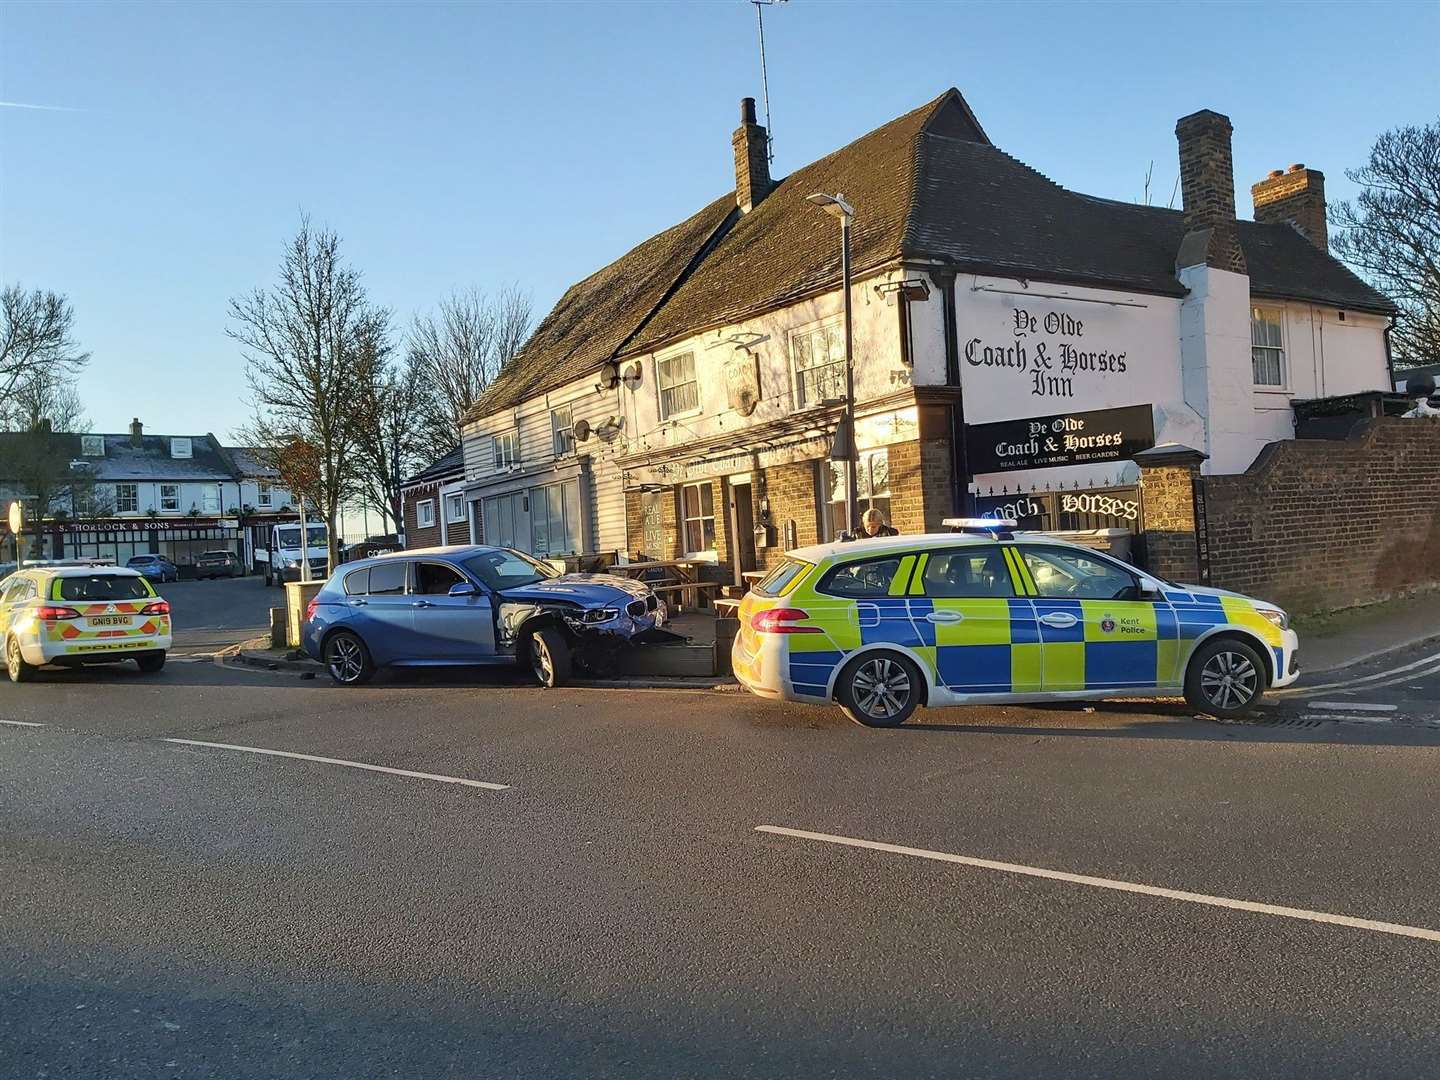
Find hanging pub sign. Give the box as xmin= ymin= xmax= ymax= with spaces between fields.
xmin=966 ymin=404 xmax=1155 ymax=475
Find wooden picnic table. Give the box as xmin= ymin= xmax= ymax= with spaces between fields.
xmin=604 ymin=559 xmax=716 ymax=613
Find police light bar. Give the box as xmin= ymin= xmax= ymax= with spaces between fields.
xmin=943 ymin=517 xmax=1018 ymax=538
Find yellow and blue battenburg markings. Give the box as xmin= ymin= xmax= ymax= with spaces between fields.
xmin=774 ymin=547 xmax=1286 ymax=700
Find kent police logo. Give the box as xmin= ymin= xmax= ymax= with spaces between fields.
xmin=1100 ymin=614 xmax=1117 ymax=634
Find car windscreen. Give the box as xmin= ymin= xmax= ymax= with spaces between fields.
xmin=462 ymin=549 xmax=559 ymax=591
xmin=55 ymin=575 xmax=153 ymax=602
xmin=752 ymin=558 xmax=810 ymax=597
xmin=127 ymin=556 xmax=156 ymax=564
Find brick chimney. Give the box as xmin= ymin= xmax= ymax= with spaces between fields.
xmin=1252 ymin=163 xmax=1327 ymax=250
xmin=732 ymin=97 xmax=771 ymax=214
xmin=1175 ymin=109 xmax=1247 ymax=274
xmin=130 ymin=417 xmax=143 ymax=448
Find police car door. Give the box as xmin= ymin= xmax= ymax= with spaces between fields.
xmin=914 ymin=545 xmax=1041 ymax=695
xmin=1016 ymin=544 xmax=1176 ymax=693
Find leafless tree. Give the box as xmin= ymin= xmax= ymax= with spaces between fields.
xmin=353 ymin=346 xmax=429 ymax=537
xmin=0 ymin=284 xmax=89 ymax=418
xmin=0 ymin=375 xmax=106 ymax=548
xmin=407 ymin=285 xmax=532 ymax=456
xmin=1331 ymin=117 xmax=1440 ymax=368
xmin=0 ymin=365 xmax=89 ymax=434
xmin=228 ymin=217 xmax=388 ymax=569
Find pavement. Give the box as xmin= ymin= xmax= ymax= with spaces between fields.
xmin=161 ymin=576 xmax=277 ymax=659
xmin=5 ymin=652 xmax=1440 ymax=1078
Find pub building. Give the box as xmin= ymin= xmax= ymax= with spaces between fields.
xmin=0 ymin=420 xmax=302 ymax=570
xmin=453 ymin=89 xmax=1393 ymax=582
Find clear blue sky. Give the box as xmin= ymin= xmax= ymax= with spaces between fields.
xmin=3 ymin=0 xmax=1437 ymax=440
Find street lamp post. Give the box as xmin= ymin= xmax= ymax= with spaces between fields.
xmin=806 ymin=191 xmax=859 ymax=537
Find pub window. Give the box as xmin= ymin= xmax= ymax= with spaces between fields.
xmin=159 ymin=484 xmax=180 ymax=512
xmin=492 ymin=431 xmax=517 ymax=470
xmin=416 ymin=499 xmax=436 ymax=529
xmin=550 ymin=404 xmax=574 ymax=457
xmin=680 ymin=482 xmax=716 ymax=556
xmin=657 ymin=352 xmax=700 ymax=420
xmin=827 ymin=448 xmax=891 ymax=539
xmin=791 ymin=320 xmax=846 ymax=407
xmin=258 ymin=482 xmax=273 ymax=507
xmin=81 ymin=435 xmax=105 ymax=456
xmin=446 ymin=492 xmax=466 ymax=524
xmin=116 ymin=483 xmax=139 ymax=514
xmin=1251 ymin=306 xmax=1286 ymax=387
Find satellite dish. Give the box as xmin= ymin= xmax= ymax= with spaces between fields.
xmin=595 ymin=361 xmax=620 ymax=390
xmin=571 ymin=418 xmax=592 ymax=442
xmin=622 ymin=361 xmax=644 ymax=389
xmin=595 ymin=415 xmax=625 ymax=442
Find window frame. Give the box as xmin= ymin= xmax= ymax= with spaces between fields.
xmin=1250 ymin=305 xmax=1287 ymax=389
xmin=656 ymin=351 xmax=701 ymax=421
xmin=414 ymin=560 xmax=468 ymax=596
xmin=445 ymin=492 xmax=466 ymax=524
xmin=416 ymin=498 xmax=436 ymax=529
xmin=159 ymin=484 xmax=180 ymax=512
xmin=679 ymin=481 xmax=716 ymax=558
xmin=826 ymin=448 xmax=892 ymax=541
xmin=492 ymin=430 xmax=518 ymax=471
xmin=816 ymin=553 xmax=908 ymax=599
xmin=790 ymin=318 xmax=846 ymax=408
xmin=550 ymin=404 xmax=575 ymax=457
xmin=257 ymin=481 xmax=273 ymax=507
xmin=201 ymin=485 xmax=221 ymax=515
xmin=80 ymin=435 xmax=105 ymax=457
xmin=115 ymin=483 xmax=139 ymax=514
xmin=170 ymin=437 xmax=192 ymax=459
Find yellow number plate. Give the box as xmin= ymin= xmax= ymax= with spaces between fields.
xmin=88 ymin=615 xmax=133 ymax=628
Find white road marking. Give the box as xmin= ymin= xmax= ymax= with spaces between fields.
xmin=755 ymin=825 xmax=1440 ymax=944
xmin=162 ymin=739 xmax=509 ymax=790
xmin=1276 ymin=652 xmax=1440 ymax=696
xmin=1307 ymin=701 xmax=1397 ymax=712
xmin=0 ymin=719 xmax=45 ymax=727
xmin=1302 ymin=714 xmax=1386 ymax=723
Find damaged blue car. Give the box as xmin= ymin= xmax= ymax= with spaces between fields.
xmin=302 ymin=545 xmax=674 ymax=687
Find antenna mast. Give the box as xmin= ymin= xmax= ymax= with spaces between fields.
xmin=752 ymin=0 xmax=785 ymax=164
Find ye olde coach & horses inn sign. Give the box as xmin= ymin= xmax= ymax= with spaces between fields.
xmin=965 ymin=404 xmax=1155 ymax=474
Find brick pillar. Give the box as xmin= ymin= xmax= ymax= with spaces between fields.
xmin=1134 ymin=444 xmax=1209 ymax=584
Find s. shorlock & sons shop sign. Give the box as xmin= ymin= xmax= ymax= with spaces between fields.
xmin=966 ymin=404 xmax=1155 ymax=475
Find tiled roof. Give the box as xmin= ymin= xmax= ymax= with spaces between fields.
xmin=468 ymin=89 xmax=1394 ymax=420
xmin=403 ymin=445 xmax=465 ymax=487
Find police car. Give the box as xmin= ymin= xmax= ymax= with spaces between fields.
xmin=1 ymin=566 xmax=172 ymax=682
xmin=733 ymin=521 xmax=1298 ymax=726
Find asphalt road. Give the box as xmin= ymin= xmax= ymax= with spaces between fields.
xmin=3 ymin=652 xmax=1440 ymax=1078
xmin=159 ymin=576 xmax=279 ymax=656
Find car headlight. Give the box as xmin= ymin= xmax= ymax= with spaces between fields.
xmin=580 ymin=608 xmax=619 ymax=624
xmin=283 ymin=558 xmax=299 ymax=569
xmin=1256 ymin=607 xmax=1289 ymax=631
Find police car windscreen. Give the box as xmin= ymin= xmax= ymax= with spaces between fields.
xmin=57 ymin=575 xmax=152 ymax=602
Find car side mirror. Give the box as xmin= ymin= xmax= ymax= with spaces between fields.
xmin=1138 ymin=579 xmax=1162 ymax=601
xmin=449 ymin=582 xmax=479 ymax=598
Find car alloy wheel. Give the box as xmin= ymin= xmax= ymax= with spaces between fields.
xmin=1199 ymin=649 xmax=1259 ymax=711
xmin=850 ymin=655 xmax=913 ymax=721
xmin=7 ymin=637 xmax=32 ymax=683
xmin=326 ymin=634 xmax=368 ymax=685
xmin=531 ymin=635 xmax=554 ymax=685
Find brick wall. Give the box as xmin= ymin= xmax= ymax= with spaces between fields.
xmin=1139 ymin=465 xmax=1202 ymax=583
xmin=402 ymin=485 xmax=443 ymax=549
xmin=757 ymin=460 xmax=822 ymax=571
xmin=1142 ymin=418 xmax=1440 ymax=615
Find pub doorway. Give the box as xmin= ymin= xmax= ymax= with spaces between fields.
xmin=727 ymin=476 xmax=757 ymax=585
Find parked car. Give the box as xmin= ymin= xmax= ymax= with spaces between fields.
xmin=733 ymin=521 xmax=1299 ymax=726
xmin=302 ymin=545 xmax=669 ymax=687
xmin=195 ymin=550 xmax=244 ymax=579
xmin=1 ymin=565 xmax=171 ymax=681
xmin=126 ymin=554 xmax=180 ymax=583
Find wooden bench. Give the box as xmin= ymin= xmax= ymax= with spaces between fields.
xmin=649 ymin=580 xmax=724 ymax=613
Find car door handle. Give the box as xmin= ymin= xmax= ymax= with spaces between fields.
xmin=348 ymin=598 xmax=367 ymax=607
xmin=925 ymin=610 xmax=964 ymax=624
xmin=411 ymin=600 xmax=432 ymax=608
xmin=1039 ymin=612 xmax=1079 ymax=629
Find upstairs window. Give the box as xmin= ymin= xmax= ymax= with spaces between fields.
xmin=493 ymin=431 xmax=518 ymax=470
xmin=551 ymin=404 xmax=574 ymax=457
xmin=115 ymin=483 xmax=138 ymax=514
xmin=159 ymin=484 xmax=180 ymax=512
xmin=170 ymin=437 xmax=192 ymax=459
xmin=416 ymin=499 xmax=436 ymax=529
xmin=1251 ymin=306 xmax=1286 ymax=387
xmin=446 ymin=492 xmax=466 ymax=523
xmin=258 ymin=482 xmax=273 ymax=507
xmin=657 ymin=352 xmax=700 ymax=419
xmin=81 ymin=435 xmax=105 ymax=456
xmin=201 ymin=485 xmax=221 ymax=514
xmin=791 ymin=321 xmax=846 ymax=407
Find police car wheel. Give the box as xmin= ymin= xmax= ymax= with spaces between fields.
xmin=324 ymin=631 xmax=374 ymax=686
xmin=136 ymin=652 xmax=166 ymax=674
xmin=837 ymin=652 xmax=921 ymax=727
xmin=1186 ymin=638 xmax=1265 ymax=719
xmin=6 ymin=637 xmax=36 ymax=684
